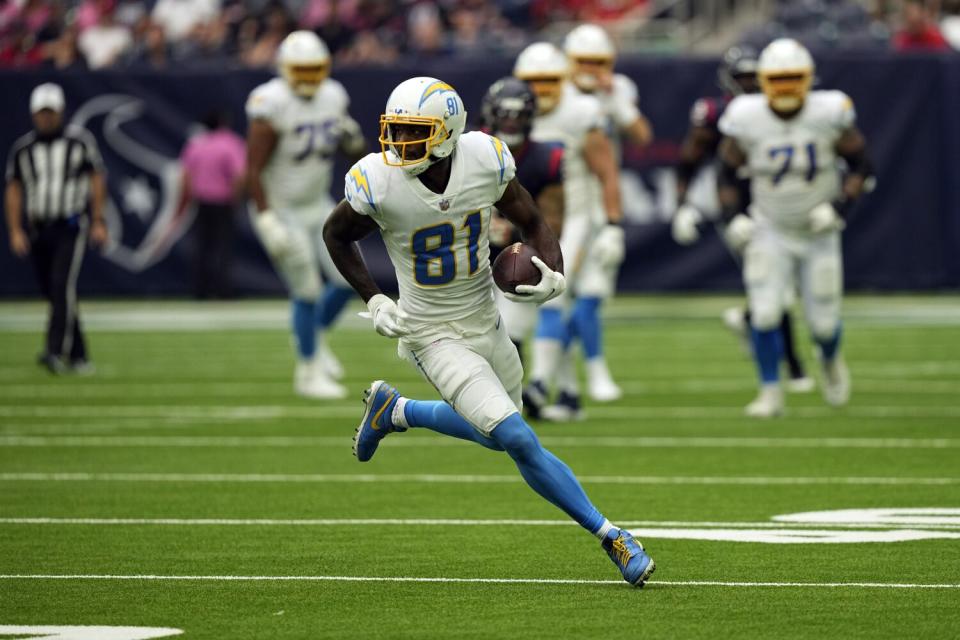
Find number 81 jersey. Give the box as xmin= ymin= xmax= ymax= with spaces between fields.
xmin=719 ymin=90 xmax=856 ymax=232
xmin=345 ymin=131 xmax=516 ymax=329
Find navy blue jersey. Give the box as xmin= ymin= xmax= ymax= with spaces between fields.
xmin=513 ymin=140 xmax=564 ymax=200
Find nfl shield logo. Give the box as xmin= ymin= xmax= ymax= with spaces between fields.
xmin=439 ymin=199 xmax=450 ymax=211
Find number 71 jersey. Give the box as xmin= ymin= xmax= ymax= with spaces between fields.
xmin=719 ymin=90 xmax=856 ymax=232
xmin=344 ymin=131 xmax=516 ymax=328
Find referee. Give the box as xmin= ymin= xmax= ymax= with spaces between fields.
xmin=4 ymin=83 xmax=108 ymax=374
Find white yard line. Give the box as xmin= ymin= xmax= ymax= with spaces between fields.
xmin=0 ymin=574 xmax=957 ymax=589
xmin=0 ymin=472 xmax=955 ymax=486
xmin=1 ymin=405 xmax=959 ymax=420
xmin=0 ymin=435 xmax=957 ymax=449
xmin=1 ymin=517 xmax=958 ymax=531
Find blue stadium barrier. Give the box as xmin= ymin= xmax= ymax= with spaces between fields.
xmin=0 ymin=53 xmax=958 ymax=296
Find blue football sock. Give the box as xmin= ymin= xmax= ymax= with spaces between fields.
xmin=750 ymin=326 xmax=783 ymax=384
xmin=817 ymin=324 xmax=843 ymax=361
xmin=404 ymin=400 xmax=503 ymax=451
xmin=571 ymin=297 xmax=602 ymax=359
xmin=535 ymin=307 xmax=566 ymax=341
xmin=490 ymin=413 xmax=606 ymax=534
xmin=316 ymin=286 xmax=353 ymax=330
xmin=291 ymin=299 xmax=317 ymax=359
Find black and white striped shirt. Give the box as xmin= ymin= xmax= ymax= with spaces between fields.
xmin=5 ymin=124 xmax=104 ymax=223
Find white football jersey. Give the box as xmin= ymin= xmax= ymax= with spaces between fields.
xmin=531 ymin=86 xmax=606 ymax=223
xmin=246 ymin=77 xmax=351 ymax=214
xmin=344 ymin=131 xmax=516 ymax=330
xmin=719 ymin=90 xmax=856 ymax=231
xmin=590 ymin=73 xmax=642 ymax=162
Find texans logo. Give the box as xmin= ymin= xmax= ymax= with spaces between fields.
xmin=69 ymin=94 xmax=196 ymax=273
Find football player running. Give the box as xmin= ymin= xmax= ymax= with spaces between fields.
xmin=672 ymin=45 xmax=813 ymax=393
xmin=480 ymin=77 xmax=565 ymax=365
xmin=246 ymin=31 xmax=366 ymax=399
xmin=514 ymin=42 xmax=624 ymax=420
xmin=718 ymin=38 xmax=872 ymax=417
xmin=323 ymin=77 xmax=655 ymax=587
xmin=550 ymin=24 xmax=655 ymax=407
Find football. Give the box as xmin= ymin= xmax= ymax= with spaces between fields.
xmin=492 ymin=242 xmax=542 ymax=294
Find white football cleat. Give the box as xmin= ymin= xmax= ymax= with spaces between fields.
xmin=745 ymin=384 xmax=784 ymax=418
xmin=786 ymin=375 xmax=816 ymax=393
xmin=587 ymin=358 xmax=622 ymax=402
xmin=294 ymin=361 xmax=348 ymax=399
xmin=722 ymin=306 xmax=752 ymax=356
xmin=317 ymin=336 xmax=345 ymax=380
xmin=819 ymin=352 xmax=851 ymax=407
xmin=541 ymin=392 xmax=586 ymax=422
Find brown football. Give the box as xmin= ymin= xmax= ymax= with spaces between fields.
xmin=492 ymin=242 xmax=542 ymax=294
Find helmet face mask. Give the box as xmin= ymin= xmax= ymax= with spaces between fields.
xmin=757 ymin=38 xmax=814 ymax=113
xmin=514 ymin=43 xmax=569 ymax=114
xmin=563 ymin=24 xmax=615 ymax=92
xmin=379 ymin=77 xmax=467 ymax=176
xmin=718 ymin=44 xmax=759 ymax=96
xmin=277 ymin=31 xmax=331 ymax=98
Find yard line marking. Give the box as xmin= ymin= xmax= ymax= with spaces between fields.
xmin=2 ymin=517 xmax=958 ymax=532
xmin=0 ymin=574 xmax=957 ymax=589
xmin=3 ymin=379 xmax=958 ymax=398
xmin=2 ymin=405 xmax=960 ymax=420
xmin=0 ymin=473 xmax=956 ymax=486
xmin=0 ymin=435 xmax=958 ymax=450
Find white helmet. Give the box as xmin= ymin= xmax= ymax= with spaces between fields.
xmin=564 ymin=24 xmax=615 ymax=92
xmin=513 ymin=42 xmax=569 ymax=113
xmin=379 ymin=77 xmax=467 ymax=176
xmin=757 ymin=38 xmax=814 ymax=112
xmin=277 ymin=30 xmax=330 ymax=98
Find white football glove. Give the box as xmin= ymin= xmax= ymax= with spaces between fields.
xmin=253 ymin=210 xmax=291 ymax=256
xmin=503 ymin=256 xmax=566 ymax=304
xmin=592 ymin=224 xmax=625 ymax=267
xmin=724 ymin=213 xmax=755 ymax=252
xmin=671 ymin=204 xmax=702 ymax=246
xmin=366 ymin=294 xmax=409 ymax=338
xmin=809 ymin=202 xmax=846 ymax=234
xmin=336 ymin=116 xmax=366 ymax=157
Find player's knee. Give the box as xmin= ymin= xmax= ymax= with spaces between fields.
xmin=750 ymin=305 xmax=781 ymax=332
xmin=290 ymin=278 xmax=321 ymax=300
xmin=808 ymin=313 xmax=840 ymax=341
xmin=491 ymin=413 xmax=541 ymax=461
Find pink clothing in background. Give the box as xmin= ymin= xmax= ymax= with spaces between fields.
xmin=180 ymin=129 xmax=246 ymax=205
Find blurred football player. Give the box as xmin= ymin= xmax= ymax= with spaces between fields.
xmin=514 ymin=42 xmax=625 ymax=420
xmin=672 ymin=45 xmax=813 ymax=392
xmin=479 ymin=77 xmax=565 ymax=364
xmin=549 ymin=24 xmax=654 ymax=407
xmin=323 ymin=77 xmax=655 ymax=587
xmin=246 ymin=30 xmax=367 ymax=399
xmin=718 ymin=39 xmax=872 ymax=417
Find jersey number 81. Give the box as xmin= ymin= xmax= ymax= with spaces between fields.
xmin=411 ymin=212 xmax=482 ymax=286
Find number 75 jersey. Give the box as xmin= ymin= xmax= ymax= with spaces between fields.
xmin=719 ymin=90 xmax=856 ymax=232
xmin=344 ymin=131 xmax=516 ymax=328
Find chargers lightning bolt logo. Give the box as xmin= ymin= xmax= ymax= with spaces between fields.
xmin=419 ymin=81 xmax=456 ymax=108
xmin=349 ymin=166 xmax=377 ymax=213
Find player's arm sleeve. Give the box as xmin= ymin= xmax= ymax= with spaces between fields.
xmin=343 ymin=159 xmax=381 ymax=219
xmin=245 ymin=85 xmax=281 ymax=128
xmin=612 ymin=75 xmax=642 ymax=128
xmin=832 ymin=91 xmax=857 ymax=133
xmin=486 ymin=135 xmax=517 ymax=201
xmin=5 ymin=146 xmax=21 ymax=182
xmin=717 ymin=98 xmax=750 ymax=141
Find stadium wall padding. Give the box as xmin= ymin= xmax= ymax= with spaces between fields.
xmin=0 ymin=53 xmax=958 ymax=297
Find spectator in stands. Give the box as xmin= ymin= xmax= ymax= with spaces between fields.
xmin=43 ymin=24 xmax=88 ymax=71
xmin=0 ymin=20 xmax=44 ymax=66
xmin=893 ymin=0 xmax=949 ymax=50
xmin=124 ymin=20 xmax=171 ymax=68
xmin=152 ymin=0 xmax=220 ymax=43
xmin=77 ymin=1 xmax=133 ymax=68
xmin=241 ymin=3 xmax=292 ymax=67
xmin=175 ymin=110 xmax=247 ymax=299
xmin=406 ymin=2 xmax=450 ymax=59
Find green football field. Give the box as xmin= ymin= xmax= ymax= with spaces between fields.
xmin=0 ymin=295 xmax=958 ymax=639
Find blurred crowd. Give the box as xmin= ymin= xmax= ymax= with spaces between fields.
xmin=0 ymin=0 xmax=647 ymax=70
xmin=0 ymin=0 xmax=957 ymax=71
